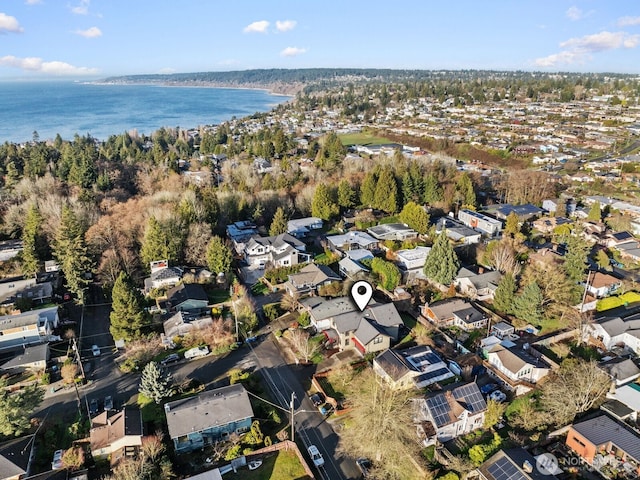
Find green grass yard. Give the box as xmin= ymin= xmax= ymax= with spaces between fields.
xmin=239 ymin=450 xmax=311 ymax=480
xmin=339 ymin=131 xmax=391 ymax=146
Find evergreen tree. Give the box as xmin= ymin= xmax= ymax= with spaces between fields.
xmin=269 ymin=207 xmax=288 ymax=236
xmin=493 ymin=273 xmax=516 ymax=314
xmin=337 ymin=179 xmax=357 ymax=209
xmin=53 ymin=206 xmax=93 ymax=302
xmin=21 ymin=204 xmax=46 ymax=277
xmin=455 ymin=172 xmax=476 ymax=207
xmin=587 ymin=201 xmax=602 ymax=222
xmin=513 ymin=281 xmax=544 ymax=325
xmin=139 ymin=361 xmax=173 ymax=404
xmin=206 ymin=236 xmax=233 ymax=276
xmin=360 ymin=170 xmax=378 ymax=207
xmin=399 ymin=202 xmax=429 ymax=234
xmin=140 ymin=216 xmax=183 ymax=269
xmin=311 ymin=183 xmax=339 ymax=220
xmin=0 ymin=379 xmax=43 ymax=437
xmin=423 ymin=173 xmax=443 ymax=204
xmin=423 ymin=230 xmax=460 ymax=285
xmin=401 ymin=162 xmax=424 ymax=205
xmin=109 ymin=271 xmax=149 ymax=341
xmin=373 ymin=166 xmax=398 ymax=213
xmin=563 ymin=234 xmax=589 ymax=284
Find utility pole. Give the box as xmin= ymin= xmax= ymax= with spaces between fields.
xmin=290 ymin=392 xmax=297 ymax=442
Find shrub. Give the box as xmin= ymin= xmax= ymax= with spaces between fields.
xmin=297 ymin=311 xmax=311 ymax=327
xmin=225 ymin=444 xmax=241 ymax=461
xmin=263 ymin=303 xmax=282 ymax=322
xmin=371 ymin=257 xmax=401 ymax=290
xmin=264 ymin=264 xmax=304 ymax=284
xmin=229 ymin=369 xmax=250 ymax=385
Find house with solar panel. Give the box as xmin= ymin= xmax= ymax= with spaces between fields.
xmin=414 ymin=382 xmax=487 ymax=444
xmin=373 ymin=346 xmax=455 ymax=390
xmin=475 ymin=447 xmax=559 ymax=480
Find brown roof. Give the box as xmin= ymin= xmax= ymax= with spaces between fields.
xmin=590 ymin=272 xmax=620 ymax=289
xmin=490 ymin=345 xmax=526 ymax=374
xmin=90 ymin=408 xmax=142 ymax=451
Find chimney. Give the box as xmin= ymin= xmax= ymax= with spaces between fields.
xmin=478 ymin=267 xmax=484 ymax=274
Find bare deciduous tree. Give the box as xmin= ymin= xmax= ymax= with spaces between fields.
xmin=489 ymin=239 xmax=521 ymax=275
xmin=141 ymin=432 xmax=165 ymax=462
xmin=541 ymin=358 xmax=610 ymax=426
xmin=338 ymin=369 xmax=425 ymax=480
xmin=280 ymin=291 xmax=300 ymax=313
xmin=288 ymin=329 xmax=320 ymax=364
xmin=61 ymin=363 xmax=78 ymax=385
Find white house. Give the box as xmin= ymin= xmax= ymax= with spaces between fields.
xmin=0 ymin=306 xmax=59 ymax=351
xmin=287 ymin=217 xmax=323 ymax=238
xmin=243 ymin=234 xmax=310 ymax=269
xmin=457 ymin=209 xmax=502 ymax=237
xmin=326 ymin=231 xmax=378 ymax=252
xmin=584 ymin=272 xmax=622 ymax=299
xmin=586 ymin=314 xmax=640 ymax=354
xmin=396 ymin=246 xmax=431 ymax=271
xmin=414 ymin=382 xmax=487 ymax=445
xmin=486 ymin=343 xmax=552 ymax=392
xmin=454 ymin=268 xmax=503 ymax=301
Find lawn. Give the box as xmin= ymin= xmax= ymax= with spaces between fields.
xmin=251 ymin=281 xmax=270 ymax=296
xmin=596 ymin=291 xmax=640 ymax=311
xmin=240 ymin=450 xmax=311 ymax=480
xmin=339 ymin=131 xmax=391 ymax=146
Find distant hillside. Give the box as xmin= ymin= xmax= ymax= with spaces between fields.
xmin=101 ymin=68 xmax=636 ymax=96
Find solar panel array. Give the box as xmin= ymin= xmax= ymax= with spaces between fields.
xmin=416 ymin=367 xmax=452 ymax=384
xmin=453 ymin=383 xmax=487 ymax=413
xmin=486 ymin=456 xmax=528 ymax=480
xmin=425 ymin=394 xmax=451 ymax=427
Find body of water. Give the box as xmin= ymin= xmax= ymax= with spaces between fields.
xmin=0 ymin=81 xmax=289 ymax=143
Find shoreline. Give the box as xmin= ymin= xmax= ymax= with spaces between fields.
xmin=89 ymin=80 xmax=301 ymax=98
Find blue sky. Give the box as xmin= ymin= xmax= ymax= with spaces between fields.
xmin=1 ymin=0 xmax=639 ymax=79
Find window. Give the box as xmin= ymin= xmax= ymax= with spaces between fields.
xmin=373 ymin=336 xmax=384 ymax=344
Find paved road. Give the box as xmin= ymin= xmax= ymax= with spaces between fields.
xmin=247 ymin=336 xmax=360 ymax=480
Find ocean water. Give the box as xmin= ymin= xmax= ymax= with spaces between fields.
xmin=0 ymin=81 xmax=289 ymax=143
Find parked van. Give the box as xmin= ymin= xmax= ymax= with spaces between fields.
xmin=184 ymin=346 xmax=209 ymax=360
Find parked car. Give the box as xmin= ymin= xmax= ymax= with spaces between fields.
xmin=89 ymin=399 xmax=99 ymax=415
xmin=51 ymin=449 xmax=64 ymax=469
xmin=489 ymin=390 xmax=507 ymax=403
xmin=309 ymin=392 xmax=325 ymax=407
xmin=91 ymin=344 xmax=101 ymax=357
xmin=184 ymin=346 xmax=209 ymax=360
xmin=160 ymin=353 xmax=180 ymax=365
xmin=104 ymin=395 xmax=113 ymax=411
xmin=480 ymin=383 xmax=498 ymax=395
xmin=308 ymin=445 xmax=324 ymax=467
xmin=356 ymin=458 xmax=372 ymax=478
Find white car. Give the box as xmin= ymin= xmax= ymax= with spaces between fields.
xmin=489 ymin=390 xmax=507 ymax=402
xmin=52 ymin=449 xmax=64 ymax=469
xmin=91 ymin=344 xmax=101 ymax=357
xmin=184 ymin=346 xmax=209 ymax=360
xmin=308 ymin=445 xmax=324 ymax=468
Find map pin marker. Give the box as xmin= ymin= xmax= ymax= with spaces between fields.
xmin=351 ymin=280 xmax=373 ymax=312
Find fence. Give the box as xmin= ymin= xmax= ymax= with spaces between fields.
xmin=247 ymin=440 xmax=315 ymax=479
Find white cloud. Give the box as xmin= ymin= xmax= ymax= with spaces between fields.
xmin=618 ymin=16 xmax=640 ymax=27
xmin=75 ymin=26 xmax=101 ymax=38
xmin=243 ymin=20 xmax=269 ymax=33
xmin=566 ymin=6 xmax=583 ymax=21
xmin=71 ymin=0 xmax=90 ymax=15
xmin=275 ymin=20 xmax=296 ymax=32
xmin=0 ymin=13 xmax=24 ymax=33
xmin=560 ymin=31 xmax=639 ymax=51
xmin=157 ymin=67 xmax=176 ymax=74
xmin=534 ymin=30 xmax=639 ymax=67
xmin=219 ymin=59 xmax=240 ymax=66
xmin=280 ymin=46 xmax=306 ymax=57
xmin=25 ymin=0 xmax=42 ymax=4
xmin=0 ymin=55 xmax=98 ymax=75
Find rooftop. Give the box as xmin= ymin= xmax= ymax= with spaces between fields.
xmin=571 ymin=413 xmax=640 ymax=463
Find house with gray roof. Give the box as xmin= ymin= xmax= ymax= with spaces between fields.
xmin=454 ymin=268 xmax=503 ymax=301
xmin=414 ymin=382 xmax=487 ymax=444
xmin=0 ymin=306 xmax=59 ymax=351
xmin=163 ymin=311 xmax=213 ymax=343
xmin=243 ymin=233 xmax=310 ymax=270
xmin=420 ymin=298 xmax=487 ymax=331
xmin=486 ymin=343 xmax=552 ymax=394
xmin=598 ymin=357 xmax=640 ymax=386
xmin=566 ymin=413 xmax=640 ymax=475
xmin=435 ymin=217 xmax=482 ymax=245
xmin=0 ymin=343 xmax=49 ymax=374
xmin=164 ymin=384 xmax=253 ymax=454
xmin=284 ymin=263 xmax=341 ymax=295
xmin=0 ymin=435 xmax=35 ymax=480
xmin=373 ymin=346 xmax=454 ymax=390
xmin=367 ymin=223 xmax=418 ymax=241
xmin=586 ymin=311 xmax=640 ymax=354
xmin=287 ymin=217 xmax=323 ymax=238
xmin=326 ymin=231 xmax=378 ymax=253
xmin=166 ymin=284 xmax=209 ymax=315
